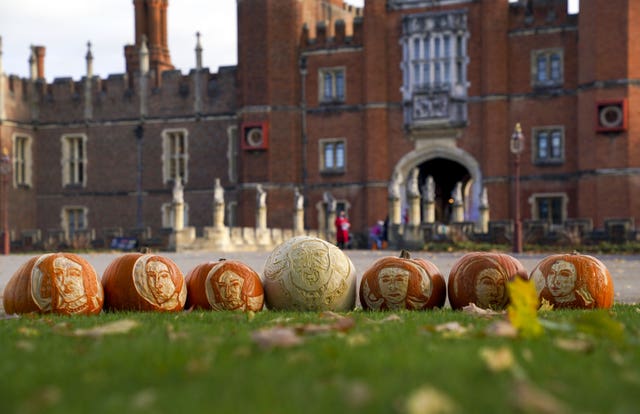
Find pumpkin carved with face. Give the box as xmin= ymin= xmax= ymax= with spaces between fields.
xmin=530 ymin=252 xmax=614 ymax=309
xmin=186 ymin=259 xmax=264 ymax=311
xmin=3 ymin=253 xmax=104 ymax=315
xmin=448 ymin=252 xmax=528 ymax=310
xmin=359 ymin=250 xmax=446 ymax=311
xmin=101 ymin=253 xmax=186 ymax=312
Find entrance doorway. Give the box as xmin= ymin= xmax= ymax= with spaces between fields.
xmin=417 ymin=158 xmax=470 ymax=223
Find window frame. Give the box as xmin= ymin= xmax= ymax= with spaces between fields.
xmin=162 ymin=128 xmax=189 ymax=185
xmin=532 ymin=126 xmax=565 ymax=165
xmin=531 ymin=48 xmax=564 ymax=88
xmin=529 ymin=193 xmax=567 ymax=228
xmin=318 ymin=67 xmax=346 ymax=104
xmin=12 ymin=133 xmax=33 ymax=188
xmin=61 ymin=205 xmax=89 ymax=239
xmin=61 ymin=134 xmax=88 ymax=188
xmin=319 ymin=138 xmax=346 ymax=174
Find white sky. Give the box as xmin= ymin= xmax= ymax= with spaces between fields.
xmin=0 ymin=0 xmax=577 ymax=82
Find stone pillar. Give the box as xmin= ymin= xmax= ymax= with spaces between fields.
xmin=406 ymin=168 xmax=421 ymax=226
xmin=388 ymin=170 xmax=403 ymax=225
xmin=324 ymin=191 xmax=337 ymax=243
xmin=293 ymin=187 xmax=305 ymax=236
xmin=478 ymin=186 xmax=490 ymax=233
xmin=422 ymin=175 xmax=436 ymax=224
xmin=204 ymin=177 xmax=231 ymax=249
xmin=451 ymin=182 xmax=465 ymax=223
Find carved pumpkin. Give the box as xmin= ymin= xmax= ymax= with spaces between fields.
xmin=3 ymin=253 xmax=103 ymax=315
xmin=359 ymin=250 xmax=446 ymax=310
xmin=530 ymin=252 xmax=614 ymax=309
xmin=101 ymin=253 xmax=186 ymax=312
xmin=185 ymin=259 xmax=264 ymax=311
xmin=448 ymin=252 xmax=528 ymax=310
xmin=262 ymin=235 xmax=356 ymax=311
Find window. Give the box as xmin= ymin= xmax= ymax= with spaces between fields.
xmin=531 ymin=194 xmax=567 ymax=226
xmin=320 ymin=139 xmax=346 ymax=173
xmin=61 ymin=134 xmax=87 ymax=187
xmin=533 ymin=127 xmax=564 ymax=164
xmin=400 ymin=10 xmax=469 ymax=126
xmin=319 ymin=67 xmax=345 ymax=103
xmin=532 ymin=49 xmax=563 ymax=87
xmin=62 ymin=206 xmax=88 ymax=238
xmin=162 ymin=129 xmax=189 ymax=184
xmin=12 ymin=134 xmax=32 ymax=187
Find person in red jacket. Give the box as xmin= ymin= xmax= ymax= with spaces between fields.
xmin=335 ymin=211 xmax=350 ymax=249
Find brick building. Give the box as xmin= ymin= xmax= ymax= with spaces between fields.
xmin=0 ymin=0 xmax=639 ymax=250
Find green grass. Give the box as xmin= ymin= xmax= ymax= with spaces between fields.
xmin=1 ymin=306 xmax=639 ymax=414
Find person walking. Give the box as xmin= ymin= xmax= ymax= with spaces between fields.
xmin=335 ymin=211 xmax=350 ymax=249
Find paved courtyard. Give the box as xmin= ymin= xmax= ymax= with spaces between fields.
xmin=1 ymin=249 xmax=638 ymax=307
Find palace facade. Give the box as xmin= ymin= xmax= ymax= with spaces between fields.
xmin=1 ymin=0 xmax=639 ymax=250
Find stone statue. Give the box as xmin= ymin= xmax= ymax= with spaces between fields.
xmin=294 ymin=187 xmax=304 ymax=210
xmin=172 ymin=179 xmax=184 ymax=204
xmin=407 ymin=168 xmax=420 ymax=198
xmin=480 ymin=186 xmax=489 ymax=209
xmin=422 ymin=175 xmax=435 ymax=203
xmin=213 ymin=178 xmax=224 ymax=205
xmin=388 ymin=170 xmax=402 ymax=199
xmin=323 ymin=191 xmax=337 ymax=213
xmin=256 ymin=184 xmax=266 ymax=208
xmin=452 ymin=182 xmax=463 ymax=205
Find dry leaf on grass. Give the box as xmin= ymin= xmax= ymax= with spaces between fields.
xmin=479 ymin=346 xmax=515 ymax=373
xmin=405 ymin=385 xmax=457 ymax=414
xmin=511 ymin=380 xmax=568 ymax=414
xmin=166 ymin=323 xmax=189 ymax=341
xmin=484 ymin=320 xmax=518 ymax=338
xmin=70 ymin=319 xmax=140 ymax=338
xmin=343 ymin=380 xmax=372 ymax=409
xmin=251 ymin=326 xmax=304 ymax=349
xmin=553 ymin=338 xmax=594 ymax=353
xmin=462 ymin=303 xmax=505 ymax=317
xmin=18 ymin=326 xmax=40 ymax=337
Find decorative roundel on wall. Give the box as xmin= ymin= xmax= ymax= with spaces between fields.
xmin=241 ymin=122 xmax=269 ymax=150
xmin=246 ymin=128 xmax=264 ymax=147
xmin=596 ymin=100 xmax=627 ymax=132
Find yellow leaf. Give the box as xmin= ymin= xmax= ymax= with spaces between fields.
xmin=480 ymin=346 xmax=515 ymax=372
xmin=507 ymin=278 xmax=543 ymax=338
xmin=71 ymin=319 xmax=140 ymax=338
xmin=405 ymin=385 xmax=457 ymax=414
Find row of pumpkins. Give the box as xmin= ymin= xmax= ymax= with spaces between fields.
xmin=2 ymin=236 xmax=614 ymax=316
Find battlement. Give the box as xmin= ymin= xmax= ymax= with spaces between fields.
xmin=302 ymin=17 xmax=364 ymax=50
xmin=508 ymin=0 xmax=578 ymax=30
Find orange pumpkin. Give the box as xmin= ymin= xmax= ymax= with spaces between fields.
xmin=3 ymin=253 xmax=103 ymax=315
xmin=530 ymin=252 xmax=614 ymax=309
xmin=359 ymin=250 xmax=446 ymax=310
xmin=448 ymin=252 xmax=528 ymax=310
xmin=101 ymin=253 xmax=186 ymax=312
xmin=185 ymin=259 xmax=264 ymax=311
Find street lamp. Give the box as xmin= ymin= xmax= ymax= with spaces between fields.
xmin=510 ymin=123 xmax=525 ymax=254
xmin=0 ymin=147 xmax=12 ymax=255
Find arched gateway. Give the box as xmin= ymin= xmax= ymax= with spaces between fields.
xmin=393 ymin=145 xmax=483 ymax=225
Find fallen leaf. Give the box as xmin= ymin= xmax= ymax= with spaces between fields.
xmin=507 ymin=278 xmax=543 ymax=338
xmin=18 ymin=326 xmax=40 ymax=337
xmin=462 ymin=303 xmax=505 ymax=317
xmin=343 ymin=380 xmax=372 ymax=409
xmin=405 ymin=385 xmax=457 ymax=414
xmin=345 ymin=333 xmax=369 ymax=347
xmin=71 ymin=319 xmax=140 ymax=338
xmin=131 ymin=388 xmax=157 ymax=410
xmin=538 ymin=298 xmax=554 ymax=312
xmin=554 ymin=338 xmax=594 ymax=353
xmin=485 ymin=320 xmax=518 ymax=338
xmin=15 ymin=340 xmax=36 ymax=352
xmin=251 ymin=326 xmax=303 ymax=349
xmin=511 ymin=380 xmax=568 ymax=414
xmin=319 ymin=311 xmax=346 ymax=320
xmin=479 ymin=346 xmax=515 ymax=373
xmin=166 ymin=323 xmax=189 ymax=341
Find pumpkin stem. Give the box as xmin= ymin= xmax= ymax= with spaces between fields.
xmin=571 ymin=250 xmax=580 ymax=255
xmin=400 ymin=249 xmax=411 ymax=259
xmin=219 ymin=258 xmax=227 ymax=262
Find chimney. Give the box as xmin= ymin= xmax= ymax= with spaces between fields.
xmin=34 ymin=46 xmax=45 ymax=80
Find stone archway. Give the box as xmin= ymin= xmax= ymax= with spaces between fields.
xmin=393 ymin=145 xmax=483 ymax=224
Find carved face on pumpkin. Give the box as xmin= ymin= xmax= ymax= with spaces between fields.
xmin=546 ymin=260 xmax=577 ymax=302
xmin=52 ymin=257 xmax=87 ymax=310
xmin=378 ymin=267 xmax=410 ymax=307
xmin=146 ymin=260 xmax=177 ymax=305
xmin=474 ymin=268 xmax=507 ymax=309
xmin=216 ymin=271 xmax=245 ymax=309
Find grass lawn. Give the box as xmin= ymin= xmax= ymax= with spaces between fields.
xmin=1 ymin=305 xmax=639 ymax=414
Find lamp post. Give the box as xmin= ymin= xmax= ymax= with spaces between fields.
xmin=0 ymin=147 xmax=12 ymax=255
xmin=510 ymin=123 xmax=525 ymax=254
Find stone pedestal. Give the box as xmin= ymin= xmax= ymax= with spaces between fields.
xmin=293 ymin=209 xmax=305 ymax=236
xmin=423 ymin=201 xmax=435 ymax=224
xmin=213 ymin=202 xmax=225 ymax=228
xmin=389 ymin=197 xmax=401 ymax=225
xmin=452 ymin=203 xmax=464 ymax=223
xmin=173 ymin=202 xmax=184 ymax=231
xmin=478 ymin=206 xmax=490 ymax=234
xmin=169 ymin=227 xmax=196 ymax=251
xmin=256 ymin=206 xmax=267 ymax=231
xmin=408 ymin=196 xmax=421 ymax=226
